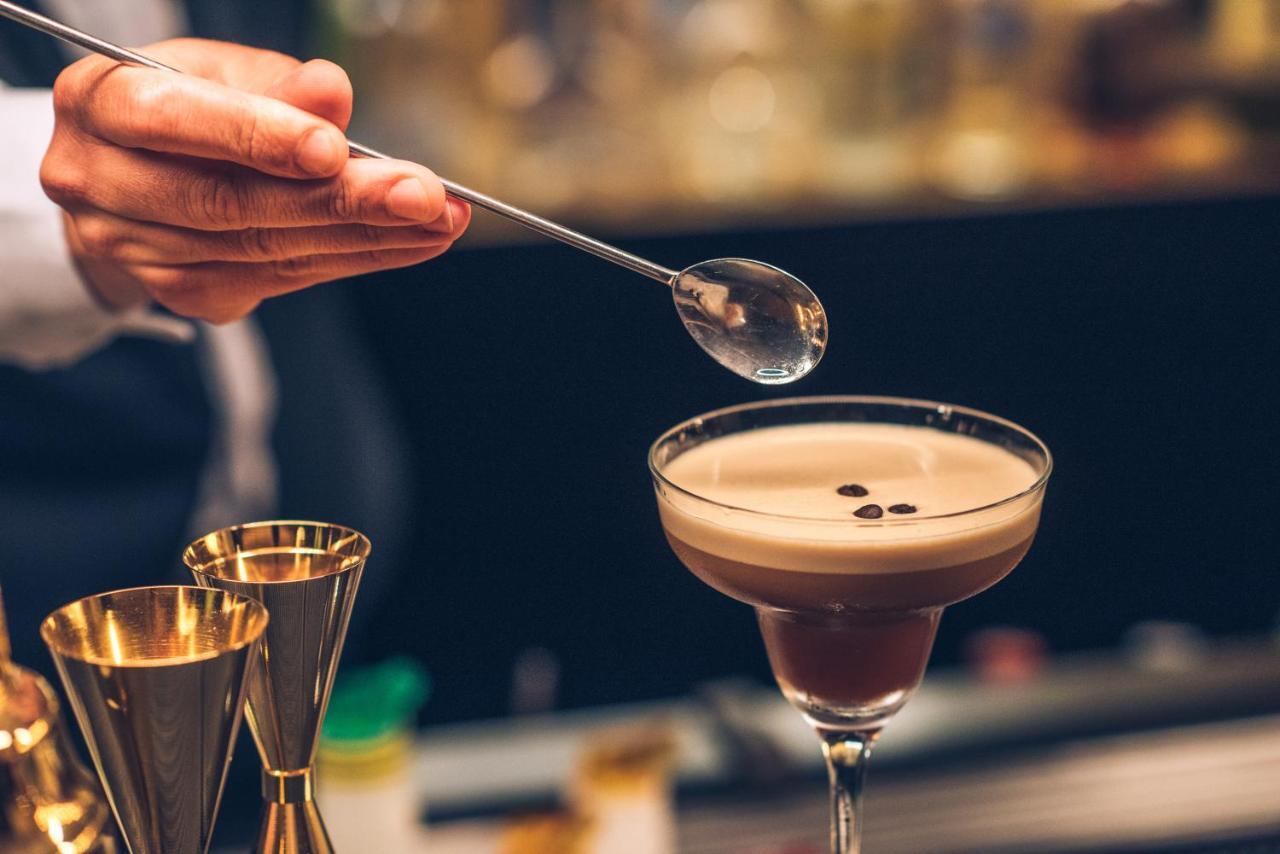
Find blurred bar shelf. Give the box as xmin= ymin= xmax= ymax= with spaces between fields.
xmin=674 ymin=715 xmax=1280 ymax=853
xmin=328 ymin=0 xmax=1280 ymax=246
xmin=406 ymin=637 xmax=1280 ymax=853
xmin=414 ymin=637 xmax=1280 ymax=814
xmin=425 ymin=713 xmax=1280 ymax=851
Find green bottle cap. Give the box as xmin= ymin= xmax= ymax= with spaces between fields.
xmin=321 ymin=656 xmax=430 ymax=746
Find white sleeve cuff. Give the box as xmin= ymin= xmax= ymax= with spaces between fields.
xmin=0 ymin=85 xmax=194 ymax=371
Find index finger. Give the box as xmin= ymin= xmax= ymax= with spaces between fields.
xmin=66 ymin=62 xmax=349 ymax=179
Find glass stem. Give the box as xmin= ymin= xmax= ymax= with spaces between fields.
xmin=820 ymin=729 xmax=877 ymax=854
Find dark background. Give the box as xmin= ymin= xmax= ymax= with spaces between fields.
xmin=321 ymin=194 xmax=1280 ymax=725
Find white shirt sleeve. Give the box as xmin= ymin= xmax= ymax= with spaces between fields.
xmin=0 ymin=84 xmax=193 ymax=371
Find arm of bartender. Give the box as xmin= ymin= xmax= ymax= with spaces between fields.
xmin=1 ymin=36 xmax=470 ymax=368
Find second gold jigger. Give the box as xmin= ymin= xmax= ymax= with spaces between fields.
xmin=40 ymin=586 xmax=268 ymax=854
xmin=184 ymin=521 xmax=370 ymax=854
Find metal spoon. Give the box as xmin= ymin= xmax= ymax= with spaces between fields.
xmin=0 ymin=0 xmax=828 ymax=383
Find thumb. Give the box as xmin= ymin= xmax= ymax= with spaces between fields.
xmin=264 ymin=59 xmax=354 ymax=132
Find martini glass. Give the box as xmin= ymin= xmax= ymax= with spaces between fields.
xmin=649 ymin=396 xmax=1051 ymax=853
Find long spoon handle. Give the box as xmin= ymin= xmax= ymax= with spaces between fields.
xmin=0 ymin=0 xmax=679 ymax=283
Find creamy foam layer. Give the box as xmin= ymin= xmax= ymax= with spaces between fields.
xmin=657 ymin=423 xmax=1042 ymax=573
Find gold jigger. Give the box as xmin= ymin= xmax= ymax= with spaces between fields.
xmin=1 ymin=584 xmax=117 ymax=853
xmin=40 ymin=586 xmax=268 ymax=854
xmin=184 ymin=521 xmax=370 ymax=854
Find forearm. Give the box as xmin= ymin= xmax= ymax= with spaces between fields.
xmin=0 ymin=85 xmax=191 ymax=370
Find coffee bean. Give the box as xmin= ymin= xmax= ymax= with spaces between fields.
xmin=837 ymin=484 xmax=869 ymax=497
xmin=888 ymin=504 xmax=917 ymax=515
xmin=853 ymin=504 xmax=883 ymax=519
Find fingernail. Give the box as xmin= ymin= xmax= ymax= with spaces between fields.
xmin=447 ymin=198 xmax=468 ymax=231
xmin=296 ymin=128 xmax=344 ymax=176
xmin=424 ymin=198 xmax=466 ymax=233
xmin=387 ymin=178 xmax=432 ymax=221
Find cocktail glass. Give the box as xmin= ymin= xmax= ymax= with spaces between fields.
xmin=649 ymin=396 xmax=1051 ymax=853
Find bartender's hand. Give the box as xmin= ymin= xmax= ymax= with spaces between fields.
xmin=40 ymin=39 xmax=470 ymax=323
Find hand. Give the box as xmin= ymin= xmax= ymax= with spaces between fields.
xmin=40 ymin=39 xmax=470 ymax=324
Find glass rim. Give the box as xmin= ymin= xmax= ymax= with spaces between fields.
xmin=648 ymin=395 xmax=1053 ymax=526
xmin=183 ymin=519 xmax=371 ymax=583
xmin=40 ymin=584 xmax=269 ymax=667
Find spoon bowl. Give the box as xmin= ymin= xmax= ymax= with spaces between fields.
xmin=672 ymin=258 xmax=828 ymax=384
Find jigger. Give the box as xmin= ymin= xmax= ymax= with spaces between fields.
xmin=40 ymin=586 xmax=268 ymax=854
xmin=184 ymin=521 xmax=370 ymax=854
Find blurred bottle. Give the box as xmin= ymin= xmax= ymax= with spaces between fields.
xmin=667 ymin=0 xmax=817 ymax=206
xmin=963 ymin=626 xmax=1047 ymax=685
xmin=549 ymin=0 xmax=671 ymax=214
xmin=509 ymin=645 xmax=561 ymax=716
xmin=807 ymin=0 xmax=935 ymax=199
xmin=500 ymin=811 xmax=592 ymax=854
xmin=569 ymin=724 xmax=678 ymax=854
xmin=1067 ymin=1 xmax=1249 ymax=187
xmin=317 ymin=657 xmax=430 ymax=853
xmin=1124 ymin=620 xmax=1208 ymax=674
xmin=500 ymin=723 xmax=677 ymax=854
xmin=928 ymin=0 xmax=1039 ymax=200
xmin=1203 ymin=0 xmax=1280 ymax=139
xmin=324 ymin=0 xmax=546 ymax=192
xmin=1208 ymin=0 xmax=1280 ymax=74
